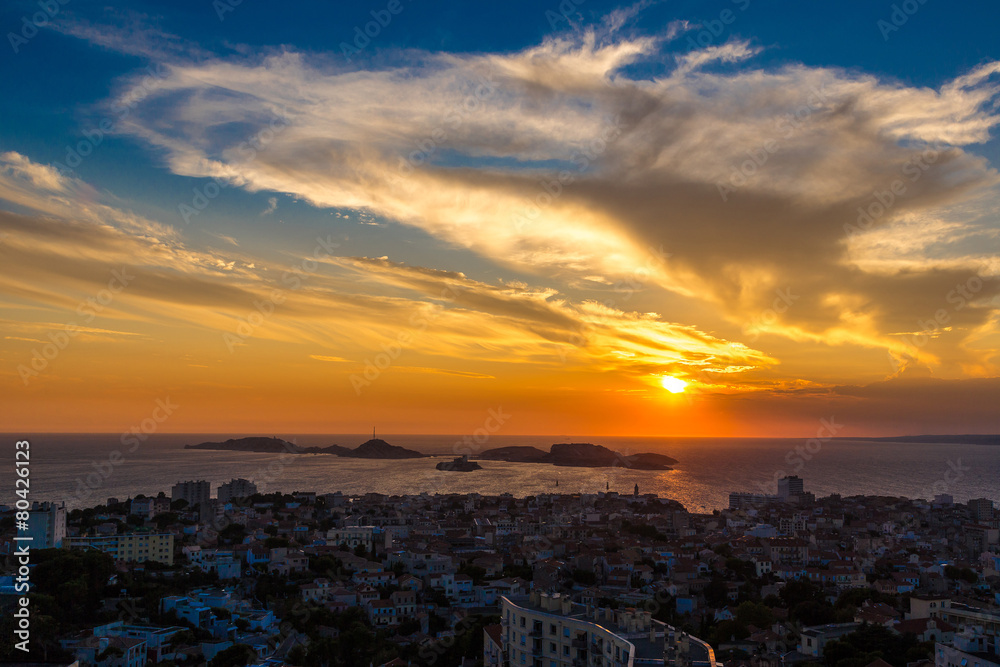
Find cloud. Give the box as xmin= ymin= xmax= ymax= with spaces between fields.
xmin=50 ymin=10 xmax=214 ymax=61
xmin=60 ymin=24 xmax=1000 ymax=380
xmin=261 ymin=197 xmax=278 ymax=216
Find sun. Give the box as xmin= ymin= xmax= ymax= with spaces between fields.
xmin=660 ymin=376 xmax=687 ymax=393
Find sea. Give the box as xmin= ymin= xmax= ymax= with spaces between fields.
xmin=4 ymin=434 xmax=998 ymax=513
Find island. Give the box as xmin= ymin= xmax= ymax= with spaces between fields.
xmin=185 ymin=436 xmax=427 ymax=459
xmin=435 ymin=454 xmax=483 ymax=472
xmin=479 ymin=442 xmax=677 ymax=470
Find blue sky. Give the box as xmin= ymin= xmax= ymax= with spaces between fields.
xmin=2 ymin=0 xmax=1000 ymax=435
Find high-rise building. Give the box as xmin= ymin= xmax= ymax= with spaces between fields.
xmin=170 ymin=480 xmax=211 ymax=508
xmin=778 ymin=475 xmax=805 ymax=501
xmin=217 ymin=478 xmax=257 ymax=503
xmin=25 ymin=501 xmax=67 ymax=548
xmin=968 ymin=498 xmax=996 ymax=521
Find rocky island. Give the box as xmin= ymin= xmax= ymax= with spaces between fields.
xmin=479 ymin=442 xmax=677 ymax=470
xmin=435 ymin=454 xmax=483 ymax=472
xmin=185 ymin=436 xmax=427 ymax=459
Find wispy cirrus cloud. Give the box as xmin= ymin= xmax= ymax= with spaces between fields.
xmin=41 ymin=18 xmax=1000 ymax=387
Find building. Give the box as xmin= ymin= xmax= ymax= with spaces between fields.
xmin=935 ymin=627 xmax=1000 ymax=667
xmin=729 ymin=492 xmax=776 ymax=510
xmin=217 ymin=478 xmax=258 ymax=503
xmin=777 ymin=475 xmax=804 ymax=501
xmin=68 ymin=533 xmax=174 ymax=565
xmin=62 ymin=635 xmax=147 ymax=667
xmin=797 ymin=623 xmax=861 ymax=658
xmin=969 ymin=498 xmax=996 ymax=521
xmin=129 ymin=496 xmax=170 ymax=519
xmin=171 ymin=480 xmax=211 ymax=508
xmin=501 ymin=592 xmax=717 ymax=667
xmin=483 ymin=623 xmax=504 ymax=667
xmin=911 ymin=597 xmax=1000 ymax=640
xmin=25 ymin=501 xmax=67 ymax=548
xmin=327 ymin=526 xmax=379 ymax=551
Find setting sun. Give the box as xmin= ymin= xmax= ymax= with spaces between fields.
xmin=661 ymin=376 xmax=688 ymax=393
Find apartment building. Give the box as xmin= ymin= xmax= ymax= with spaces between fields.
xmin=500 ymin=592 xmax=717 ymax=667
xmin=68 ymin=532 xmax=175 ymax=565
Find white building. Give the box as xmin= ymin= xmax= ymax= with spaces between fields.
xmin=217 ymin=478 xmax=257 ymax=502
xmin=171 ymin=480 xmax=211 ymax=508
xmin=25 ymin=501 xmax=66 ymax=548
xmin=501 ymin=592 xmax=717 ymax=667
xmin=797 ymin=623 xmax=861 ymax=658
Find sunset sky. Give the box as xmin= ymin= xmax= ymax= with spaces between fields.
xmin=2 ymin=0 xmax=1000 ymax=436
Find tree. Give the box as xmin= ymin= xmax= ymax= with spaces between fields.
xmin=209 ymin=644 xmax=257 ymax=667
xmin=219 ymin=523 xmax=246 ymax=542
xmin=822 ymin=623 xmax=930 ymax=667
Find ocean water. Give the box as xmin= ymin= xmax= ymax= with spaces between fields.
xmin=3 ymin=434 xmax=997 ymax=512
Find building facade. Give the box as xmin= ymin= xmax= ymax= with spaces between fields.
xmin=217 ymin=478 xmax=258 ymax=503
xmin=171 ymin=480 xmax=211 ymax=508
xmin=25 ymin=501 xmax=67 ymax=548
xmin=500 ymin=592 xmax=717 ymax=667
xmin=69 ymin=533 xmax=175 ymax=564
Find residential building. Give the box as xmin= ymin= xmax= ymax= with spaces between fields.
xmin=969 ymin=498 xmax=996 ymax=521
xmin=171 ymin=480 xmax=211 ymax=508
xmin=218 ymin=478 xmax=258 ymax=503
xmin=129 ymin=496 xmax=170 ymax=519
xmin=25 ymin=501 xmax=67 ymax=548
xmin=484 ymin=623 xmax=503 ymax=667
xmin=777 ymin=475 xmax=804 ymax=501
xmin=68 ymin=533 xmax=174 ymax=564
xmin=798 ymin=623 xmax=861 ymax=658
xmin=501 ymin=592 xmax=717 ymax=667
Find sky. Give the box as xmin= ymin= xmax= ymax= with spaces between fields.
xmin=1 ymin=0 xmax=1000 ymax=437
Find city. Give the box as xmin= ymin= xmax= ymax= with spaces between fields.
xmin=2 ymin=476 xmax=998 ymax=666
xmin=3 ymin=0 xmax=1000 ymax=666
